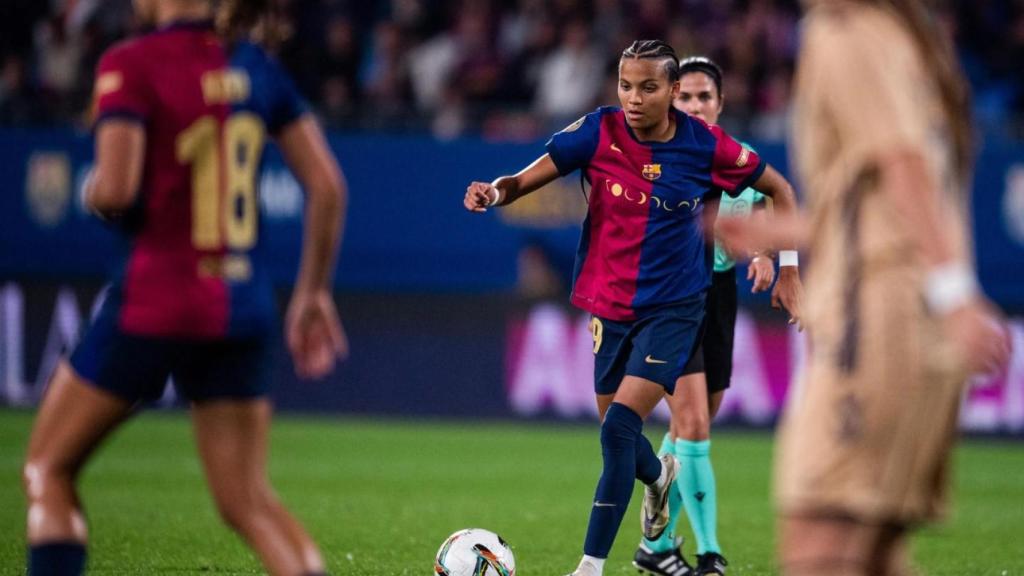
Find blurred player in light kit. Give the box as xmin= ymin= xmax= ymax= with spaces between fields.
xmin=719 ymin=0 xmax=1011 ymax=574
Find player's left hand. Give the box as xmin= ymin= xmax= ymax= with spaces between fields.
xmin=285 ymin=288 xmax=348 ymax=379
xmin=772 ymin=266 xmax=804 ymax=330
xmin=747 ymin=255 xmax=775 ymax=293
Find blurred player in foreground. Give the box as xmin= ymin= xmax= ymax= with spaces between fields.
xmin=22 ymin=1 xmax=347 ymax=574
xmin=634 ymin=55 xmax=804 ymax=576
xmin=720 ymin=1 xmax=1011 ymax=574
xmin=465 ymin=40 xmax=797 ymax=576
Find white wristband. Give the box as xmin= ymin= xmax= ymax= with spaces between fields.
xmin=488 ymin=186 xmax=503 ymax=207
xmin=779 ymin=250 xmax=799 ymax=267
xmin=924 ymin=262 xmax=978 ymax=314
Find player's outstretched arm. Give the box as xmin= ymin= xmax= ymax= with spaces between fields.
xmin=464 ymin=154 xmax=560 ymax=213
xmin=277 ymin=115 xmax=349 ymax=378
xmin=85 ymin=119 xmax=146 ymax=217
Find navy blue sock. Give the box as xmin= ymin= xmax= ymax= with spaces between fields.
xmin=584 ymin=402 xmax=646 ymax=558
xmin=635 ymin=430 xmax=662 ymax=485
xmin=29 ymin=541 xmax=86 ymax=576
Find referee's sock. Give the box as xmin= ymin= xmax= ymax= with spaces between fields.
xmin=29 ymin=541 xmax=86 ymax=576
xmin=676 ymin=439 xmax=720 ymax=555
xmin=656 ymin=432 xmax=673 ymax=457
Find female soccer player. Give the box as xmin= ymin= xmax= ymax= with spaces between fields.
xmin=22 ymin=1 xmax=347 ymax=575
xmin=634 ymin=55 xmax=804 ymax=576
xmin=721 ymin=1 xmax=1010 ymax=574
xmin=464 ymin=40 xmax=798 ymax=576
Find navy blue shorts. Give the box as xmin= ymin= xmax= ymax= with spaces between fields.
xmin=69 ymin=293 xmax=271 ymax=404
xmin=591 ymin=292 xmax=706 ymax=396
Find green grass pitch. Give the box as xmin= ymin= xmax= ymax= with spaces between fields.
xmin=1 ymin=408 xmax=1022 ymax=575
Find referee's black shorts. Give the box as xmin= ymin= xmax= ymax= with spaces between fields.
xmin=682 ymin=268 xmax=738 ymax=394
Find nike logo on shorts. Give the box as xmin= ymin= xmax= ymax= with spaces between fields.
xmin=645 ymin=355 xmax=668 ymax=364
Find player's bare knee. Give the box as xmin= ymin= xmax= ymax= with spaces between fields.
xmin=22 ymin=457 xmax=70 ymax=501
xmin=673 ymin=406 xmax=710 ymax=441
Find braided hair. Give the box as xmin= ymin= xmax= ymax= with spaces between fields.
xmin=620 ymin=40 xmax=680 ymax=82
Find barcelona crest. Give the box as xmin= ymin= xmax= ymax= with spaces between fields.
xmin=642 ymin=164 xmax=662 ymax=181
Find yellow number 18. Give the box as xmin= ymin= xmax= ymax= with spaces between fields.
xmin=176 ymin=112 xmax=265 ymax=250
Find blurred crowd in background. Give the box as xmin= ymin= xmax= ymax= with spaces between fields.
xmin=3 ymin=0 xmax=1024 ymax=141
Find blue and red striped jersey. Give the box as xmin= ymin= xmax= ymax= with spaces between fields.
xmin=93 ymin=20 xmax=308 ymax=339
xmin=546 ymin=106 xmax=765 ymax=321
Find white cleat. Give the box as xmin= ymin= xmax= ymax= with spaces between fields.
xmin=564 ymin=559 xmax=602 ymax=576
xmin=642 ymin=453 xmax=680 ymax=541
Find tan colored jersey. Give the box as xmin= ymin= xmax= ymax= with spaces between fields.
xmin=793 ymin=1 xmax=971 ymax=333
xmin=778 ymin=1 xmax=971 ymax=524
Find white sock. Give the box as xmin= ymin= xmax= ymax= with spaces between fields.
xmin=578 ymin=555 xmax=605 ymax=575
xmin=649 ymin=457 xmax=669 ymax=488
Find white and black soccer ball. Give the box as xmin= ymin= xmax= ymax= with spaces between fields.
xmin=434 ymin=528 xmax=516 ymax=576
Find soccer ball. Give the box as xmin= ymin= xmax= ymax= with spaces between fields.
xmin=434 ymin=528 xmax=516 ymax=576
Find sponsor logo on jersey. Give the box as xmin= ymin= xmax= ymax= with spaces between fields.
xmin=605 ymin=180 xmax=702 ymax=214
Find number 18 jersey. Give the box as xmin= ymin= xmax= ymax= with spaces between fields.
xmin=93 ymin=20 xmax=307 ymax=339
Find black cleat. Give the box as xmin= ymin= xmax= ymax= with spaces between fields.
xmin=633 ymin=542 xmax=693 ymax=576
xmin=695 ymin=552 xmax=728 ymax=575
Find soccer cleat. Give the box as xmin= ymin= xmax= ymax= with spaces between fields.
xmin=564 ymin=559 xmax=601 ymax=576
xmin=633 ymin=541 xmax=693 ymax=576
xmin=642 ymin=453 xmax=680 ymax=540
xmin=695 ymin=552 xmax=728 ymax=575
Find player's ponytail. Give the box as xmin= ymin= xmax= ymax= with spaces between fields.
xmin=881 ymin=0 xmax=973 ymax=179
xmin=621 ymin=40 xmax=681 ymax=82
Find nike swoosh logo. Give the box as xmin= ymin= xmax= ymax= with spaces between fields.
xmin=610 ymin=143 xmax=622 ymax=153
xmin=645 ymin=355 xmax=668 ymax=364
xmin=593 ymin=501 xmax=617 ymax=508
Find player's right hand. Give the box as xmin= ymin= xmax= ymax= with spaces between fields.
xmin=285 ymin=288 xmax=348 ymax=379
xmin=944 ymin=299 xmax=1011 ymax=376
xmin=465 ymin=182 xmax=498 ymax=213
